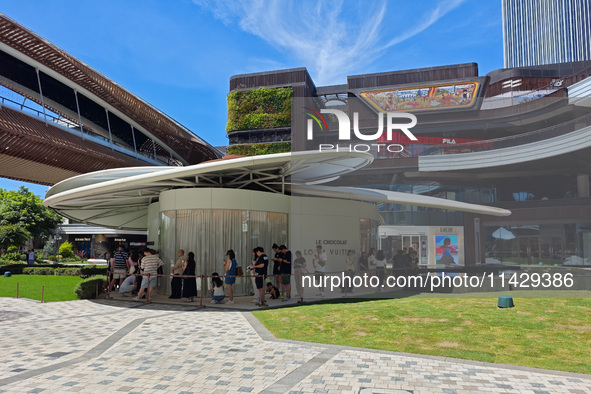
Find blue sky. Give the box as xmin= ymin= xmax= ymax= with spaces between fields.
xmin=0 ymin=0 xmax=503 ymax=197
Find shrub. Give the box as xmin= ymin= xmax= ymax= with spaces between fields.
xmin=7 ymin=246 xmax=18 ymax=253
xmin=23 ymin=267 xmax=54 ymax=275
xmin=75 ymin=275 xmax=108 ymax=299
xmin=0 ymin=252 xmax=26 ymax=262
xmin=47 ymin=255 xmax=56 ymax=261
xmin=35 ymin=251 xmax=46 ymax=261
xmin=43 ymin=241 xmax=57 ymax=256
xmin=58 ymin=242 xmax=74 ymax=258
xmin=81 ymin=265 xmax=108 ymax=277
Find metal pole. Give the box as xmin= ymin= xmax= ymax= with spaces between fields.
xmin=40 ymin=286 xmax=44 ymax=303
xmin=35 ymin=68 xmax=47 ymax=125
xmin=146 ymin=273 xmax=150 ymax=303
xmin=105 ymin=108 xmax=113 ymax=148
xmin=16 ymin=283 xmax=19 ymax=298
xmin=152 ymin=139 xmax=157 ymax=160
xmin=130 ymin=125 xmax=137 ymax=156
xmin=197 ymin=275 xmax=205 ymax=308
xmin=74 ymin=90 xmax=85 ymax=140
xmin=105 ymin=265 xmax=113 ymax=300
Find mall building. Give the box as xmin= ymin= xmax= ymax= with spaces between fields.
xmin=226 ymin=62 xmax=591 ymax=268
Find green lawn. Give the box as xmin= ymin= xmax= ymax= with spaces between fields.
xmin=0 ymin=275 xmax=84 ymax=302
xmin=253 ymin=293 xmax=591 ymax=374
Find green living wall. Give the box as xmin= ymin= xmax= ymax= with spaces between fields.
xmin=226 ymin=87 xmax=292 ymax=132
xmin=226 ymin=142 xmax=291 ymax=156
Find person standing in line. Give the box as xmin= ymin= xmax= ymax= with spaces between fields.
xmin=367 ymin=248 xmax=377 ymax=273
xmin=374 ymin=249 xmax=387 ymax=292
xmin=293 ymin=250 xmax=306 ymax=298
xmin=109 ymin=245 xmax=129 ymax=292
xmin=169 ymin=249 xmax=184 ymax=299
xmin=28 ymin=249 xmax=35 ymax=266
xmin=223 ymin=249 xmax=237 ymax=304
xmin=253 ymin=247 xmax=269 ymax=307
xmin=358 ymin=251 xmax=368 ymax=274
xmin=128 ymin=250 xmax=140 ymax=271
xmin=271 ymin=244 xmax=284 ymax=298
xmin=312 ymin=245 xmax=327 ymax=296
xmin=248 ymin=248 xmax=259 ymax=303
xmin=344 ymin=249 xmax=356 ymax=293
xmin=135 ymin=249 xmax=162 ymax=304
xmin=182 ymin=252 xmax=198 ymax=302
xmin=279 ymin=245 xmax=292 ymax=302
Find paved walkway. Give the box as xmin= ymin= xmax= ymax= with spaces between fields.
xmin=0 ymin=298 xmax=590 ymax=393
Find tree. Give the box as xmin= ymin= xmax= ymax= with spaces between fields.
xmin=0 ymin=186 xmax=61 ymax=241
xmin=0 ymin=224 xmax=31 ymax=250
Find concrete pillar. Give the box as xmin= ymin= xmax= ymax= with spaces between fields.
xmin=577 ymin=174 xmax=590 ymax=198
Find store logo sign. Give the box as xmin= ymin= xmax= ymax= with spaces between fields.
xmin=305 ymin=108 xmax=418 ymax=141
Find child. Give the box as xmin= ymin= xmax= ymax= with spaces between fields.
xmin=210 ymin=272 xmax=225 ymax=304
xmin=266 ymin=282 xmax=280 ymax=299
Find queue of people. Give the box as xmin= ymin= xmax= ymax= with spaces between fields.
xmin=107 ymin=243 xmax=421 ymax=305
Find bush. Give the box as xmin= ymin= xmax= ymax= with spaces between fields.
xmin=81 ymin=265 xmax=108 ymax=277
xmin=7 ymin=246 xmax=18 ymax=253
xmin=23 ymin=267 xmax=54 ymax=275
xmin=58 ymin=242 xmax=74 ymax=258
xmin=0 ymin=252 xmax=26 ymax=262
xmin=43 ymin=241 xmax=57 ymax=256
xmin=35 ymin=251 xmax=46 ymax=261
xmin=75 ymin=275 xmax=108 ymax=299
xmin=47 ymin=255 xmax=56 ymax=261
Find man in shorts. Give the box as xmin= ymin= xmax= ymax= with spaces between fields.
xmin=279 ymin=245 xmax=292 ymax=302
xmin=135 ymin=249 xmax=162 ymax=303
xmin=253 ymin=247 xmax=269 ymax=307
xmin=109 ymin=245 xmax=128 ymax=292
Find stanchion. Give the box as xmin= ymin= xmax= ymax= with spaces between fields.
xmin=39 ymin=285 xmax=44 ymax=303
xmin=95 ymin=283 xmax=99 ymax=299
xmin=145 ymin=273 xmax=151 ymax=304
xmin=16 ymin=283 xmax=19 ymax=298
xmin=105 ymin=268 xmax=113 ymax=299
xmin=196 ymin=275 xmax=205 ymax=308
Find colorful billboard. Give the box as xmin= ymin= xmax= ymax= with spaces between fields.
xmin=360 ymin=81 xmax=479 ymax=112
xmin=435 ymin=235 xmax=459 ymax=266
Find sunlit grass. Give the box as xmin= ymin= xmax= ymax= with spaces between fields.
xmin=0 ymin=275 xmax=84 ymax=302
xmin=254 ymin=293 xmax=591 ymax=374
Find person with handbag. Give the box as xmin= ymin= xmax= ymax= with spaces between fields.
xmin=223 ymin=249 xmax=237 ymax=304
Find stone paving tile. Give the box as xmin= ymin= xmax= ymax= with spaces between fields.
xmin=1 ymin=298 xmax=590 ymax=393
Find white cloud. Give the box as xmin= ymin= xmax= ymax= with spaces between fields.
xmin=193 ymin=0 xmax=466 ymax=85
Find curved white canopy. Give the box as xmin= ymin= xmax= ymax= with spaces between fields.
xmin=44 ymin=150 xmax=510 ymax=230
xmin=44 ymin=151 xmax=374 ymax=229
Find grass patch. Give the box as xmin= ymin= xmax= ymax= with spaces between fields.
xmin=253 ymin=293 xmax=591 ymax=374
xmin=0 ymin=275 xmax=84 ymax=302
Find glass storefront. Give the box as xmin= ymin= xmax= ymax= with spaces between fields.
xmin=159 ymin=209 xmax=288 ymax=296
xmin=484 ymin=223 xmax=591 ymax=266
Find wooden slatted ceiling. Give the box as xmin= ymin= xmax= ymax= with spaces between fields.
xmin=0 ymin=106 xmax=150 ymax=183
xmin=0 ymin=14 xmax=221 ymax=164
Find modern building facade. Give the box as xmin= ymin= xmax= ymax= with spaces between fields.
xmin=502 ymin=0 xmax=591 ymax=68
xmin=0 ymin=13 xmax=223 ymax=256
xmin=0 ymin=13 xmax=222 ymax=186
xmin=226 ymin=62 xmax=591 ymax=268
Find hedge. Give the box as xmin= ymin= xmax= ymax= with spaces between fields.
xmin=226 ymin=87 xmax=292 ymax=132
xmin=1 ymin=264 xmax=107 ymax=277
xmin=227 ymin=142 xmax=292 ymax=156
xmin=75 ymin=275 xmax=108 ymax=299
